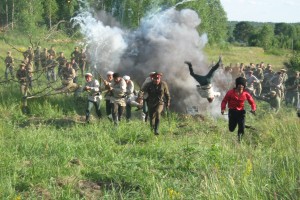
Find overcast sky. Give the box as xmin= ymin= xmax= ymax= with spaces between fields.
xmin=219 ymin=0 xmax=300 ymax=23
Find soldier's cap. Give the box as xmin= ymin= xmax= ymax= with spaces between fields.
xmin=152 ymin=72 xmax=163 ymax=79
xmin=20 ymin=63 xmax=26 ymax=67
xmin=106 ymin=71 xmax=114 ymax=75
xmin=269 ymin=91 xmax=276 ymax=95
xmin=7 ymin=51 xmax=11 ymax=54
xmin=280 ymin=68 xmax=287 ymax=72
xmin=113 ymin=73 xmax=121 ymax=78
xmin=123 ymin=75 xmax=130 ymax=81
xmin=235 ymin=77 xmax=246 ymax=88
xmin=149 ymin=71 xmax=156 ymax=75
xmin=85 ymin=73 xmax=93 ymax=77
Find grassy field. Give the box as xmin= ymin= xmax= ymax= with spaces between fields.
xmin=0 ymin=33 xmax=299 ymax=199
xmin=205 ymin=45 xmax=292 ymax=70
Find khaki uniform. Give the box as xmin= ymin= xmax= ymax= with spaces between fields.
xmin=56 ymin=56 xmax=67 ymax=78
xmin=47 ymin=49 xmax=56 ymax=58
xmin=4 ymin=55 xmax=14 ymax=79
xmin=40 ymin=49 xmax=49 ymax=69
xmin=79 ymin=51 xmax=87 ymax=77
xmin=71 ymin=50 xmax=80 ymax=63
xmin=142 ymin=80 xmax=170 ymax=134
xmin=34 ymin=48 xmax=41 ymax=71
xmin=57 ymin=67 xmax=78 ymax=93
xmin=111 ymin=78 xmax=127 ymax=125
xmin=16 ymin=67 xmax=29 ymax=111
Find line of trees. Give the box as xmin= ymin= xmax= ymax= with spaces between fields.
xmin=0 ymin=0 xmax=299 ymax=70
xmin=0 ymin=0 xmax=228 ymax=43
xmin=229 ymin=21 xmax=300 ymax=51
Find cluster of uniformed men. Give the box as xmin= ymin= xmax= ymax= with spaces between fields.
xmin=3 ymin=49 xmax=300 ymax=136
xmin=82 ymin=71 xmax=170 ymax=135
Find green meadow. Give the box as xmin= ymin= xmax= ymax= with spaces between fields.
xmin=0 ymin=37 xmax=299 ymax=199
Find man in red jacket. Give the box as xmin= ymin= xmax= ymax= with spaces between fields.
xmin=221 ymin=77 xmax=256 ymax=142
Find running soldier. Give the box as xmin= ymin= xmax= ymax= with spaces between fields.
xmin=142 ymin=72 xmax=170 ymax=135
xmin=101 ymin=71 xmax=114 ymax=120
xmin=108 ymin=73 xmax=127 ymax=126
xmin=123 ymin=75 xmax=135 ymax=121
xmin=83 ymin=73 xmax=102 ymax=123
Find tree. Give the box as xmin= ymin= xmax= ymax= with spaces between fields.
xmin=256 ymin=25 xmax=274 ymax=50
xmin=13 ymin=0 xmax=43 ymax=32
xmin=233 ymin=22 xmax=255 ymax=44
xmin=43 ymin=0 xmax=58 ymax=29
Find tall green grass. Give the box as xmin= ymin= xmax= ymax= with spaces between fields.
xmin=0 ymin=36 xmax=299 ymax=199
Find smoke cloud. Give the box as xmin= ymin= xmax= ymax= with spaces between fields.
xmin=72 ymin=3 xmax=231 ymax=114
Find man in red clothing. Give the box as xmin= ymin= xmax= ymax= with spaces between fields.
xmin=221 ymin=77 xmax=256 ymax=142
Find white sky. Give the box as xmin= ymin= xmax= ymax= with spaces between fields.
xmin=219 ymin=0 xmax=300 ymax=23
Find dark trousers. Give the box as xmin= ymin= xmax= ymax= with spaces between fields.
xmin=228 ymin=109 xmax=246 ymax=139
xmin=126 ymin=103 xmax=131 ymax=120
xmin=189 ymin=61 xmax=220 ymax=86
xmin=148 ymin=104 xmax=164 ymax=134
xmin=106 ymin=100 xmax=113 ymax=116
xmin=86 ymin=100 xmax=102 ymax=121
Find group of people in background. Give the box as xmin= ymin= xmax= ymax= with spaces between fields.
xmin=220 ymin=61 xmax=300 ymax=113
xmin=2 ymin=47 xmax=300 ymax=139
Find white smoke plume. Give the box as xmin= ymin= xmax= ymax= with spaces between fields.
xmin=72 ymin=3 xmax=231 ymax=114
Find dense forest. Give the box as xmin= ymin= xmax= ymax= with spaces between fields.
xmin=0 ymin=0 xmax=299 ymax=70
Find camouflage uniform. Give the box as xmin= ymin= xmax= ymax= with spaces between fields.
xmin=40 ymin=48 xmax=49 ymax=69
xmin=34 ymin=46 xmax=41 ymax=71
xmin=57 ymin=63 xmax=79 ymax=95
xmin=47 ymin=47 xmax=56 ymax=58
xmin=23 ymin=47 xmax=34 ymax=63
xmin=262 ymin=70 xmax=274 ymax=94
xmin=16 ymin=64 xmax=29 ymax=111
xmin=257 ymin=91 xmax=281 ymax=113
xmin=79 ymin=49 xmax=87 ymax=77
xmin=23 ymin=58 xmax=33 ymax=88
xmin=46 ymin=55 xmax=57 ymax=82
xmin=269 ymin=72 xmax=284 ymax=99
xmin=71 ymin=47 xmax=80 ymax=64
xmin=254 ymin=68 xmax=264 ymax=96
xmin=4 ymin=52 xmax=14 ymax=80
xmin=285 ymin=72 xmax=299 ymax=107
xmin=71 ymin=59 xmax=79 ymax=83
xmin=56 ymin=53 xmax=67 ymax=79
